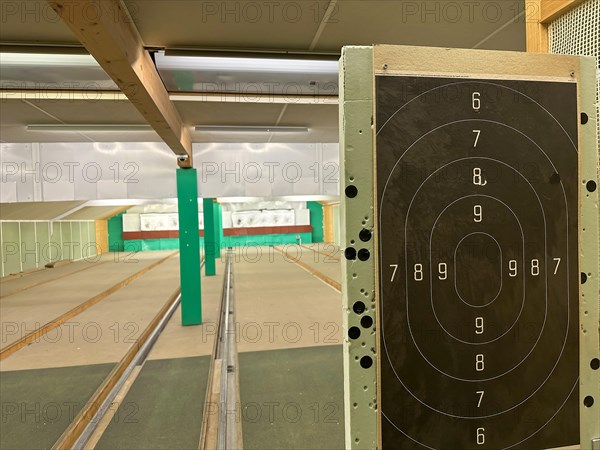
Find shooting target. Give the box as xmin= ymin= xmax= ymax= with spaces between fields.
xmin=375 ymin=76 xmax=579 ymax=449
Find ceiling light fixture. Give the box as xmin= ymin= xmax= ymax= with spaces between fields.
xmin=27 ymin=124 xmax=154 ymax=131
xmin=0 ymin=52 xmax=100 ymax=67
xmin=195 ymin=125 xmax=308 ymax=133
xmin=155 ymin=51 xmax=338 ymax=75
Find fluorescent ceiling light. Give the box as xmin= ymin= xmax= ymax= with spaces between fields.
xmin=0 ymin=52 xmax=100 ymax=67
xmin=27 ymin=124 xmax=153 ymax=131
xmin=195 ymin=125 xmax=308 ymax=133
xmin=155 ymin=51 xmax=338 ymax=74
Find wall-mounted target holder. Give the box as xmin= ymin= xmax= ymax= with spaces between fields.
xmin=340 ymin=45 xmax=599 ymax=449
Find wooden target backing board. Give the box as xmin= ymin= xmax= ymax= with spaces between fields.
xmin=339 ymin=45 xmax=599 ymax=450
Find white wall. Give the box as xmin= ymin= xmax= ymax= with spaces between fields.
xmin=1 ymin=142 xmax=339 ymax=202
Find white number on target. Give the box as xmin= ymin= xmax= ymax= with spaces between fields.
xmin=553 ymin=257 xmax=561 ymax=274
xmin=476 ymin=427 xmax=485 ymax=445
xmin=474 ymin=205 xmax=483 ymax=222
xmin=414 ymin=264 xmax=423 ymax=281
xmin=475 ymin=317 xmax=484 ymax=335
xmin=509 ymin=260 xmax=518 ymax=277
xmin=473 ymin=130 xmax=481 ymax=147
xmin=476 ymin=390 xmax=484 ymax=407
xmin=390 ymin=264 xmax=399 ymax=282
xmin=473 ymin=168 xmax=487 ymax=186
xmin=472 ymin=92 xmax=481 ymax=111
xmin=476 ymin=354 xmax=485 ymax=371
xmin=531 ymin=259 xmax=539 ymax=276
xmin=438 ymin=263 xmax=447 ymax=280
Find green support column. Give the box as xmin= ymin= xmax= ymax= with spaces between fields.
xmin=214 ymin=201 xmax=222 ymax=259
xmin=176 ymin=168 xmax=202 ymax=325
xmin=203 ymin=198 xmax=217 ymax=276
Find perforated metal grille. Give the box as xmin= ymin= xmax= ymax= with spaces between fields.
xmin=549 ymin=0 xmax=600 ymax=151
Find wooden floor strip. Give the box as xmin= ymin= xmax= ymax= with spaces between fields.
xmin=274 ymin=246 xmax=341 ymax=293
xmin=300 ymin=244 xmax=341 ymax=261
xmin=0 ymin=252 xmax=179 ymax=361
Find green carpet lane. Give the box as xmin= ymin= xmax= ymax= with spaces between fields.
xmin=96 ymin=356 xmax=210 ymax=450
xmin=0 ymin=363 xmax=115 ymax=450
xmin=239 ymin=345 xmax=345 ymax=450
xmin=1 ymin=346 xmax=345 ymax=450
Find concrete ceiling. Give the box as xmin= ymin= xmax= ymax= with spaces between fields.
xmin=0 ymin=0 xmax=526 ymax=144
xmin=0 ymin=98 xmax=339 ymax=142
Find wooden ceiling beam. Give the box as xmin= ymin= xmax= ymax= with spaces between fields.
xmin=47 ymin=0 xmax=193 ymax=167
xmin=540 ymin=0 xmax=585 ymax=23
xmin=525 ymin=0 xmax=549 ymax=53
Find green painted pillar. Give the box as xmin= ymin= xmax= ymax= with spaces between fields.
xmin=203 ymin=198 xmax=217 ymax=276
xmin=214 ymin=201 xmax=222 ymax=258
xmin=177 ymin=168 xmax=202 ymax=325
xmin=307 ymin=201 xmax=324 ymax=243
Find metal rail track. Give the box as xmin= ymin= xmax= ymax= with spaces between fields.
xmin=199 ymin=249 xmax=242 ymax=450
xmin=52 ymin=252 xmax=242 ymax=450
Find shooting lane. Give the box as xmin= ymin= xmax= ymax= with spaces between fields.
xmin=340 ymin=44 xmax=599 ymax=449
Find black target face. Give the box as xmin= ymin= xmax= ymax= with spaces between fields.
xmin=375 ymin=76 xmax=579 ymax=449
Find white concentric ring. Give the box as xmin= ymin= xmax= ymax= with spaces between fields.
xmin=427 ymin=196 xmax=525 ymax=345
xmin=379 ymin=130 xmax=572 ymax=419
xmin=452 ymin=232 xmax=504 ymax=308
xmin=376 ymin=77 xmax=577 ymax=445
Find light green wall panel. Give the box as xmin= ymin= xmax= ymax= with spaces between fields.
xmin=19 ymin=222 xmax=37 ymax=272
xmin=2 ymin=222 xmax=20 ymax=276
xmin=36 ymin=222 xmax=50 ymax=266
xmin=49 ymin=222 xmax=61 ymax=263
xmin=0 ymin=220 xmax=95 ymax=276
xmin=82 ymin=222 xmax=92 ymax=259
xmin=60 ymin=221 xmax=72 ymax=260
xmin=0 ymin=228 xmax=3 ymax=277
xmin=72 ymin=222 xmax=82 ymax=261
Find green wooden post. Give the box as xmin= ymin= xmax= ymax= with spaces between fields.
xmin=203 ymin=197 xmax=217 ymax=276
xmin=176 ymin=168 xmax=202 ymax=325
xmin=214 ymin=201 xmax=222 ymax=259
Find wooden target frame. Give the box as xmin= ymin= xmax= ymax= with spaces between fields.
xmin=340 ymin=45 xmax=599 ymax=450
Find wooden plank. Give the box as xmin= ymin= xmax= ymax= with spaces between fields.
xmin=541 ymin=0 xmax=585 ymax=23
xmin=300 ymin=244 xmax=340 ymax=261
xmin=47 ymin=0 xmax=193 ymax=166
xmin=95 ymin=219 xmax=108 ymax=254
xmin=526 ymin=0 xmax=549 ymax=52
xmin=323 ymin=204 xmax=334 ymax=243
xmin=202 ymin=359 xmax=223 ymax=450
xmin=274 ymin=246 xmax=341 ymax=292
xmin=373 ymin=45 xmax=580 ymax=79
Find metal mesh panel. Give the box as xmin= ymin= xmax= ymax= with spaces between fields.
xmin=549 ymin=0 xmax=600 ymax=151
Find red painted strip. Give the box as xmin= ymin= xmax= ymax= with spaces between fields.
xmin=122 ymin=225 xmax=312 ymax=240
xmin=223 ymin=225 xmax=312 ymax=236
